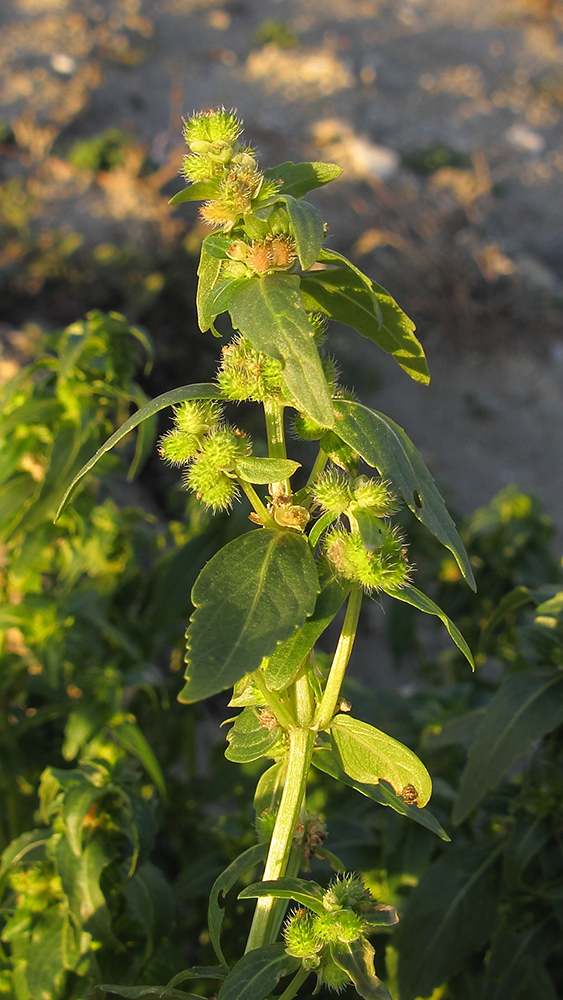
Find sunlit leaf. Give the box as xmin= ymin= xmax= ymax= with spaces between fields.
xmin=55 ymin=383 xmax=220 ymax=520
xmin=182 ymin=529 xmax=319 ymax=703
xmin=331 ymin=937 xmax=392 ymax=1000
xmin=262 ymin=161 xmax=343 ymax=199
xmin=228 ymin=274 xmax=334 ymax=427
xmin=238 ymin=877 xmax=325 ymax=916
xmin=235 ymin=456 xmax=301 ymax=484
xmin=168 ymin=180 xmax=218 ymax=205
xmin=333 ymin=399 xmax=475 ymax=589
xmin=329 ymin=714 xmax=432 ymax=808
xmin=224 ymin=708 xmax=283 ymax=763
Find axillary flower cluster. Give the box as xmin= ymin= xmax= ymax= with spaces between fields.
xmin=284 ymin=874 xmax=398 ymax=993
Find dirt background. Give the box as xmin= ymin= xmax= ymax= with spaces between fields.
xmin=1 ymin=0 xmax=563 ymax=556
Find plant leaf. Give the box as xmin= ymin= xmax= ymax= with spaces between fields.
xmin=396 ymin=842 xmax=502 ymax=1000
xmin=264 ymin=576 xmax=351 ymax=691
xmin=479 ymin=585 xmax=532 ymax=652
xmin=228 ymin=274 xmax=334 ymax=428
xmin=224 ymin=708 xmax=283 ymax=763
xmin=202 ymin=234 xmax=234 ymax=259
xmin=235 ymin=456 xmax=301 ymax=484
xmin=383 ymin=585 xmax=474 ymax=670
xmin=277 ymin=194 xmax=324 ymax=268
xmin=331 ymin=938 xmax=392 ymax=1000
xmin=238 ymin=877 xmax=326 ymax=916
xmin=329 ymin=714 xmax=432 ymax=808
xmin=202 ymin=276 xmax=249 ymax=327
xmin=217 ymin=943 xmax=300 ymax=1000
xmin=333 ymin=399 xmax=475 ymax=589
xmin=55 ymin=383 xmax=220 ymax=520
xmin=110 ymin=718 xmax=167 ymax=798
xmin=183 ymin=528 xmax=319 ymax=702
xmin=262 ymin=160 xmax=343 ymax=199
xmin=54 ymin=835 xmax=116 ymax=945
xmin=316 ymin=247 xmax=382 ymax=324
xmin=208 ymin=842 xmax=269 ymax=968
xmin=301 ymin=269 xmax=429 ymax=384
xmin=168 ymin=180 xmax=219 ymax=205
xmin=182 ymin=529 xmax=319 ymax=703
xmin=452 ymin=668 xmax=563 ymax=824
xmin=24 ymin=906 xmax=69 ymax=1000
xmin=311 ymin=746 xmax=449 ymax=840
xmin=196 ymin=246 xmax=225 ymax=332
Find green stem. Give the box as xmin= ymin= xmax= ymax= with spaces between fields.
xmin=293 ymin=447 xmax=328 ymax=507
xmin=313 ymin=583 xmax=363 ymax=732
xmin=237 ymin=478 xmax=277 ymax=528
xmin=276 ymin=966 xmax=311 ymax=1000
xmin=245 ymin=725 xmax=316 ymax=952
xmin=293 ymin=668 xmax=314 ymax=728
xmin=264 ymin=400 xmax=290 ymax=495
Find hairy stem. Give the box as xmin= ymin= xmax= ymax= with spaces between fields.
xmin=245 ymin=725 xmax=316 ymax=952
xmin=313 ymin=583 xmax=363 ymax=732
xmin=264 ymin=400 xmax=290 ymax=495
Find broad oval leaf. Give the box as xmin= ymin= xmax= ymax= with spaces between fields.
xmin=217 ymin=943 xmax=300 ymax=1000
xmin=208 ymin=842 xmax=268 ymax=969
xmin=300 ymin=269 xmax=429 ymax=385
xmin=236 ymin=456 xmax=301 ymax=484
xmin=452 ymin=668 xmax=563 ymax=825
xmin=262 ymin=160 xmax=343 ymax=199
xmin=225 ymin=708 xmax=283 ymax=763
xmin=396 ymin=842 xmax=502 ymax=1000
xmin=333 ymin=399 xmax=475 ymax=589
xmin=311 ymin=746 xmax=449 ymax=841
xmin=55 ymin=383 xmax=220 ymax=520
xmin=329 ymin=714 xmax=432 ymax=808
xmin=383 ymin=585 xmax=474 ymax=670
xmin=197 ymin=248 xmax=224 ymax=332
xmin=239 ymin=877 xmax=326 ymax=916
xmin=264 ymin=576 xmax=351 ymax=691
xmin=181 ymin=529 xmax=319 ymax=703
xmin=228 ymin=274 xmax=334 ymax=428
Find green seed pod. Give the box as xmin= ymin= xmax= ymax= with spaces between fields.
xmin=183 ymin=108 xmax=242 ymax=147
xmin=256 ymin=808 xmax=277 ymax=843
xmin=158 ymin=429 xmax=199 ymax=466
xmin=217 ymin=336 xmax=284 ymax=403
xmin=200 ymin=425 xmax=250 ymax=472
xmin=313 ymin=469 xmax=353 ymax=515
xmin=185 ymin=458 xmax=238 ymax=511
xmin=292 ymin=412 xmax=329 ymax=441
xmin=323 ymin=526 xmax=411 ymax=593
xmin=173 ymin=400 xmax=222 ymax=437
xmin=351 ymin=476 xmax=399 ymax=516
xmin=313 ymin=909 xmax=364 ymax=945
xmin=182 ymin=152 xmax=222 ymax=182
xmin=318 ymin=956 xmax=351 ymax=992
xmin=284 ymin=909 xmax=322 ymax=960
xmin=323 ymin=874 xmax=372 ymax=912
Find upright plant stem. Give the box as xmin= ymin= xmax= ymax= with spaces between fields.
xmin=313 ymin=583 xmax=363 ymax=732
xmin=245 ymin=725 xmax=316 ymax=952
xmin=264 ymin=400 xmax=290 ymax=495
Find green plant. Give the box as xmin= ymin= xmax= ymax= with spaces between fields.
xmin=52 ymin=108 xmax=477 ymax=1000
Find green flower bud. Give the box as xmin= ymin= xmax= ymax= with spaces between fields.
xmin=185 ymin=458 xmax=238 ymax=511
xmin=200 ymin=425 xmax=250 ymax=472
xmin=284 ymin=909 xmax=322 ymax=960
xmin=319 ymin=956 xmax=351 ymax=992
xmin=314 ymin=908 xmax=364 ymax=944
xmin=182 ymin=153 xmax=223 ymax=182
xmin=324 ymin=526 xmax=411 ymax=593
xmin=351 ymin=476 xmax=398 ymax=516
xmin=217 ymin=336 xmax=284 ymax=403
xmin=323 ymin=874 xmax=372 ymax=912
xmin=183 ymin=108 xmax=242 ymax=147
xmin=256 ymin=808 xmax=277 ymax=843
xmin=173 ymin=399 xmax=222 ymax=437
xmin=292 ymin=412 xmax=329 ymax=441
xmin=158 ymin=429 xmax=199 ymax=466
xmin=313 ymin=469 xmax=353 ymax=515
